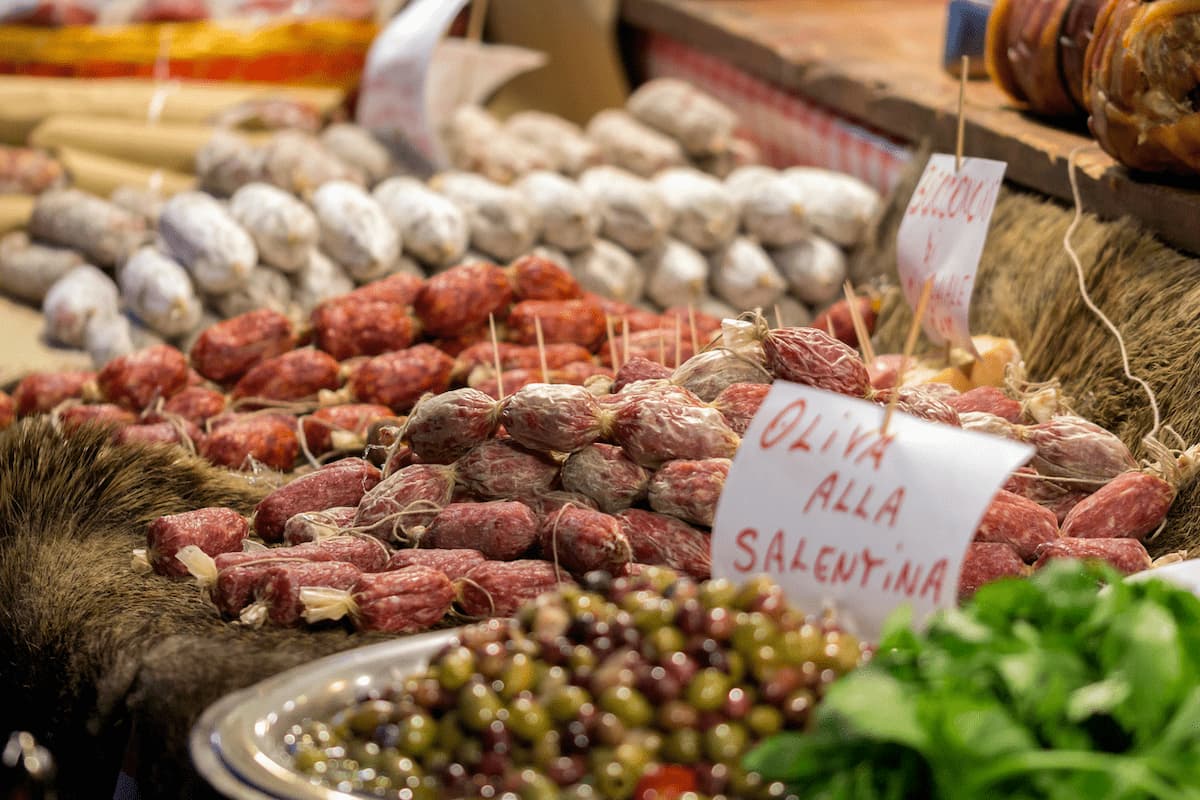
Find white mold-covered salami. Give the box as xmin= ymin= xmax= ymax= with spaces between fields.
xmin=773 ymin=294 xmax=813 ymax=328
xmin=505 ymin=110 xmax=602 ymax=176
xmin=627 ymin=78 xmax=738 ymax=156
xmin=442 ymin=105 xmax=553 ymax=184
xmin=261 ymin=131 xmax=364 ymax=198
xmin=740 ymin=172 xmax=810 ymax=247
xmin=726 ymin=165 xmax=776 ymax=212
xmin=391 ymin=254 xmax=426 ymax=279
xmin=84 ymin=311 xmax=134 ymax=367
xmin=30 ymin=188 xmax=146 ymax=268
xmin=710 ymin=237 xmax=787 ymax=311
xmin=697 ymin=295 xmax=739 ymax=321
xmin=312 ymin=180 xmax=400 ymax=283
xmin=196 ymin=131 xmax=264 ymax=197
xmin=118 ymin=246 xmax=203 ymax=337
xmin=290 ymin=250 xmax=355 ymax=315
xmin=0 ymin=232 xmax=84 ymax=304
xmin=531 ymin=244 xmax=572 ymax=273
xmin=229 ymin=183 xmax=319 ymax=273
xmin=42 ymin=264 xmax=119 ymax=348
xmin=159 ymin=191 xmax=256 ymax=294
xmin=783 ymin=167 xmax=881 ymax=248
xmin=578 ymin=165 xmax=671 ymax=253
xmin=585 ymin=109 xmax=686 ymax=178
xmin=695 ymin=136 xmax=762 ymax=179
xmin=770 ymin=234 xmax=846 ymax=306
xmin=209 ymin=265 xmax=293 ymax=320
xmin=516 ymin=170 xmax=599 ymax=252
xmin=433 ymin=171 xmax=540 ymax=262
xmin=109 ymin=185 xmax=165 ymax=226
xmin=570 ymin=239 xmax=644 ymax=304
xmin=319 ymin=123 xmax=394 ymax=186
xmin=642 ymin=238 xmax=709 ymax=309
xmin=652 ymin=167 xmax=738 ymax=251
xmin=372 ymin=177 xmax=468 ymax=268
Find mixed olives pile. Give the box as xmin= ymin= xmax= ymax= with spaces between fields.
xmin=285 ymin=568 xmax=869 ymax=799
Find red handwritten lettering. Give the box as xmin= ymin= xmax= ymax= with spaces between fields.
xmin=804 ymin=472 xmax=838 ymax=513
xmin=764 ymin=529 xmax=786 ymax=572
xmin=874 ymin=488 xmax=905 ymax=527
xmin=760 ymin=399 xmax=806 ymax=450
xmin=921 ymin=558 xmax=949 ymax=601
xmin=813 ymin=546 xmax=836 ymax=583
xmin=734 ymin=528 xmax=758 ymax=572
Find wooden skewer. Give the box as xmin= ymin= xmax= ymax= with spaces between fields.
xmin=843 ymin=281 xmax=876 ymax=364
xmin=687 ymin=304 xmax=699 ymax=355
xmin=882 ymin=277 xmax=934 ymax=435
xmin=622 ymin=317 xmax=630 ymax=366
xmin=534 ymin=316 xmax=549 ymax=383
xmin=466 ymin=0 xmax=488 ymax=42
xmin=674 ymin=317 xmax=683 ymax=368
xmin=488 ymin=313 xmax=504 ymax=401
xmin=773 ymin=304 xmax=784 ymax=330
xmin=826 ymin=314 xmax=836 ymax=338
xmin=956 ymin=54 xmax=968 ymax=172
xmin=658 ymin=326 xmax=666 ymax=366
xmin=606 ymin=315 xmax=620 ymax=372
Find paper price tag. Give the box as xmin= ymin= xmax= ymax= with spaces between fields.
xmin=896 ymin=154 xmax=1006 ymax=357
xmin=711 ymin=381 xmax=1033 ymax=640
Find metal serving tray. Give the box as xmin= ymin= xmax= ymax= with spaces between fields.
xmin=190 ymin=629 xmax=461 ymax=800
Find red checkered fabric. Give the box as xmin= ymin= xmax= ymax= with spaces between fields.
xmin=642 ymin=33 xmax=912 ymax=193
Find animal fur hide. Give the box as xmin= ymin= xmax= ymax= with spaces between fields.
xmin=0 ymin=419 xmax=392 ymax=797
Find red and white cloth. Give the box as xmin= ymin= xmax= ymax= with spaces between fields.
xmin=642 ymin=33 xmax=912 ymax=194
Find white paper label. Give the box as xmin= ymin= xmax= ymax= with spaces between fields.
xmin=356 ymin=0 xmax=469 ymax=160
xmin=896 ymin=154 xmax=1006 ymax=357
xmin=711 ymin=381 xmax=1033 ymax=640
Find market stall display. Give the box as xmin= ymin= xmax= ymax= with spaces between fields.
xmin=6 ymin=3 xmax=1200 ymax=797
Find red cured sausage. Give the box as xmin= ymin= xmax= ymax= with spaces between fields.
xmin=146 ymin=507 xmax=247 ymax=577
xmin=98 ymin=344 xmax=189 ymax=410
xmin=253 ymin=458 xmax=382 ymax=541
xmin=190 ymin=309 xmax=296 ymax=383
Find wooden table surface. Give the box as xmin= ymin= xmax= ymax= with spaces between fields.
xmin=621 ymin=0 xmax=1200 ymax=254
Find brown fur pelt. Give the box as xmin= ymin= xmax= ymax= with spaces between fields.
xmin=856 ymin=150 xmax=1200 ymax=557
xmin=0 ymin=419 xmax=393 ymax=798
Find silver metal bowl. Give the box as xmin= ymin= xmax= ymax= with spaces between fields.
xmin=190 ymin=629 xmax=461 ymax=799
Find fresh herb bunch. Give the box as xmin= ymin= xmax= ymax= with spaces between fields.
xmin=745 ymin=561 xmax=1200 ymax=800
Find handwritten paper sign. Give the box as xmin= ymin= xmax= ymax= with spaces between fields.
xmin=356 ymin=0 xmax=469 ymax=161
xmin=896 ymin=154 xmax=1006 ymax=357
xmin=711 ymin=381 xmax=1033 ymax=639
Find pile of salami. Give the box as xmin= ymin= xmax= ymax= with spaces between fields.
xmin=2 ymin=78 xmax=882 ymax=372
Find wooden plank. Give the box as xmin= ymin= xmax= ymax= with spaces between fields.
xmin=621 ymin=0 xmax=1200 ymax=255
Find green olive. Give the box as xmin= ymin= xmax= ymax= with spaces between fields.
xmin=731 ymin=612 xmax=778 ymax=654
xmin=704 ymin=722 xmax=749 ymax=763
xmin=780 ymin=625 xmax=823 ymax=664
xmin=646 ymin=625 xmax=687 ymax=659
xmin=530 ymin=730 xmax=561 ymax=768
xmin=502 ymin=652 xmax=537 ymax=698
xmin=686 ymin=668 xmax=731 ymax=712
xmin=507 ymin=695 xmax=552 ymax=741
xmin=747 ymin=705 xmax=784 ymax=737
xmin=397 ymin=712 xmax=436 ymax=757
xmin=459 ymin=682 xmax=503 ymax=732
xmin=546 ymin=684 xmax=590 ymax=722
xmin=594 ymin=758 xmax=639 ymax=800
xmin=348 ymin=700 xmax=396 ymax=736
xmin=700 ymin=578 xmax=738 ymax=610
xmin=436 ymin=646 xmax=476 ymax=691
xmin=516 ymin=768 xmax=561 ymax=800
xmin=598 ymin=686 xmax=653 ymax=728
xmin=292 ymin=746 xmax=323 ymax=773
xmin=436 ymin=711 xmax=463 ymax=753
xmin=662 ymin=728 xmax=703 ymax=764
